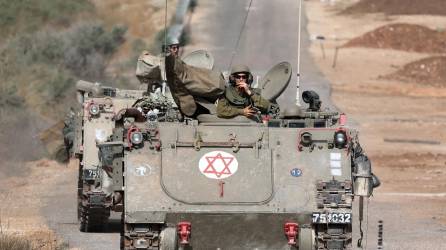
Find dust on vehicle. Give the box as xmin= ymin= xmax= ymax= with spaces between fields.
xmin=94 ymin=56 xmax=379 ymax=249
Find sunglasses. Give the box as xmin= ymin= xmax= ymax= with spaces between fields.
xmin=234 ymin=74 xmax=247 ymax=80
xmin=169 ymin=45 xmax=179 ymax=50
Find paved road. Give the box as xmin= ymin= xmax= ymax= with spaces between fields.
xmin=42 ymin=163 xmax=120 ymax=250
xmin=184 ymin=0 xmax=336 ymax=110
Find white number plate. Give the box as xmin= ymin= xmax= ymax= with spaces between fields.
xmin=312 ymin=212 xmax=352 ymax=224
xmin=83 ymin=169 xmax=99 ymax=180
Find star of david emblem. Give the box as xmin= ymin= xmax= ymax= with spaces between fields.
xmin=203 ymin=153 xmax=234 ymax=178
xmin=199 ymin=151 xmax=238 ymax=179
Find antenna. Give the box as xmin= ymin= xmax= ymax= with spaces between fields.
xmin=163 ymin=0 xmax=168 ymax=53
xmin=295 ymin=0 xmax=302 ymax=107
xmin=227 ymin=0 xmax=254 ymax=73
xmin=161 ymin=0 xmax=168 ymax=96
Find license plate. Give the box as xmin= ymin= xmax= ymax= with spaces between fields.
xmin=312 ymin=212 xmax=352 ymax=224
xmin=83 ymin=169 xmax=99 ymax=180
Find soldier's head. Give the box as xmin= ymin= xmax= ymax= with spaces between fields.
xmin=229 ymin=64 xmax=253 ymax=85
xmin=165 ymin=36 xmax=180 ymax=56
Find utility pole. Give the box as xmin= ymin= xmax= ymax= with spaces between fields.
xmin=296 ymin=0 xmax=303 ymax=107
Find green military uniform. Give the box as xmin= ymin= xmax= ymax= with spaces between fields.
xmin=136 ymin=52 xmax=225 ymax=117
xmin=165 ymin=55 xmax=226 ymax=116
xmin=217 ymin=86 xmax=270 ymax=118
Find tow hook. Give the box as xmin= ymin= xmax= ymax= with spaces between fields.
xmin=177 ymin=221 xmax=191 ymax=245
xmin=284 ymin=222 xmax=299 ymax=245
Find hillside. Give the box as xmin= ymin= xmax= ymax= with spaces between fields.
xmin=0 ymin=0 xmax=176 ymax=173
xmin=0 ymin=0 xmax=177 ymax=247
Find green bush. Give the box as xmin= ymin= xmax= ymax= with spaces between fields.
xmin=0 ymin=0 xmax=93 ymax=37
xmin=1 ymin=21 xmax=127 ymax=86
xmin=61 ymin=23 xmax=127 ymax=79
xmin=0 ymin=21 xmax=127 ymax=124
xmin=36 ymin=67 xmax=75 ymax=100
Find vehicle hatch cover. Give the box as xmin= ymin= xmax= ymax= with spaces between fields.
xmin=258 ymin=62 xmax=292 ymax=101
xmin=161 ymin=148 xmax=273 ymax=204
xmin=182 ymin=50 xmax=215 ymax=70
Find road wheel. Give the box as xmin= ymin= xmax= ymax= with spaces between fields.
xmin=79 ymin=204 xmax=108 ymax=232
xmin=120 ymin=212 xmax=125 ymax=250
xmin=159 ymin=227 xmax=178 ymax=250
xmin=77 ymin=165 xmax=83 ymax=221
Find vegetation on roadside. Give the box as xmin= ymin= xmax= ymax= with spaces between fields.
xmin=0 ymin=21 xmax=127 ymax=119
xmin=0 ymin=232 xmax=69 ymax=250
xmin=0 ymin=233 xmax=32 ymax=250
xmin=0 ymin=0 xmax=180 ymax=161
xmin=0 ymin=0 xmax=129 ymax=161
xmin=0 ymin=0 xmax=93 ymax=39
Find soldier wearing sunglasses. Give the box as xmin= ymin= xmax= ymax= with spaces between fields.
xmin=164 ymin=36 xmax=181 ymax=57
xmin=217 ymin=64 xmax=270 ymax=118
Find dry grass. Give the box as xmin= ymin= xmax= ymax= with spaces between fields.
xmin=0 ymin=233 xmax=32 ymax=250
xmin=0 ymin=160 xmax=72 ymax=250
xmin=0 ymin=232 xmax=69 ymax=250
xmin=0 ymin=221 xmax=69 ymax=250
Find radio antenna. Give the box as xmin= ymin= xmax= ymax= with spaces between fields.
xmin=161 ymin=0 xmax=168 ymax=96
xmin=163 ymin=0 xmax=168 ymax=53
xmin=295 ymin=0 xmax=302 ymax=107
xmin=227 ymin=0 xmax=253 ymax=73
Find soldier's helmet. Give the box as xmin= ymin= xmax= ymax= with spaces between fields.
xmin=230 ymin=64 xmax=251 ymax=75
xmin=166 ymin=36 xmax=180 ymax=47
xmin=229 ymin=64 xmax=253 ymax=84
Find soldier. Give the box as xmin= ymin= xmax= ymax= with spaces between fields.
xmin=164 ymin=36 xmax=181 ymax=57
xmin=136 ymin=51 xmax=226 ymax=117
xmin=217 ymin=65 xmax=270 ymax=118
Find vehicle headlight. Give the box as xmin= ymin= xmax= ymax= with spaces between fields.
xmin=134 ymin=238 xmax=149 ymax=248
xmin=130 ymin=132 xmax=143 ymax=145
xmin=334 ymin=130 xmax=347 ymax=148
xmin=300 ymin=132 xmax=313 ymax=147
xmin=89 ymin=104 xmax=100 ymax=115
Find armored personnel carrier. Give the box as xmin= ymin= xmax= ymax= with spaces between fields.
xmin=66 ymin=49 xmax=214 ymax=232
xmin=68 ymin=80 xmax=148 ymax=231
xmin=96 ymin=61 xmax=379 ymax=249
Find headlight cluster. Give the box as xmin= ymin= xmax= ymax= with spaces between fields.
xmin=130 ymin=132 xmax=143 ymax=145
xmin=134 ymin=238 xmax=149 ymax=248
xmin=298 ymin=129 xmax=349 ymax=150
xmin=300 ymin=132 xmax=313 ymax=147
xmin=89 ymin=104 xmax=100 ymax=116
xmin=127 ymin=126 xmax=145 ymax=149
xmin=334 ymin=130 xmax=347 ymax=148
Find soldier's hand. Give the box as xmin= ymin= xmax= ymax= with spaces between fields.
xmin=242 ymin=106 xmax=257 ymax=117
xmin=236 ymin=82 xmax=251 ymax=95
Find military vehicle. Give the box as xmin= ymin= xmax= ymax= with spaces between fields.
xmin=95 ymin=59 xmax=379 ymax=249
xmin=68 ymin=49 xmax=211 ymax=232
xmin=68 ymin=80 xmax=148 ymax=231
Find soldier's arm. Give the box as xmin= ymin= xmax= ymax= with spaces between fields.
xmin=251 ymin=93 xmax=271 ymax=113
xmin=217 ymin=98 xmax=244 ymax=118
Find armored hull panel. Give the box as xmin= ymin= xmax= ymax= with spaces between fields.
xmin=81 ymin=93 xmax=145 ymax=171
xmin=123 ymin=122 xmax=353 ymax=248
xmin=166 ymin=213 xmax=302 ymax=249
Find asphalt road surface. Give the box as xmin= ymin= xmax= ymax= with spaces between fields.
xmin=184 ymin=0 xmax=335 ymax=110
xmin=43 ymin=1 xmax=339 ymax=249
